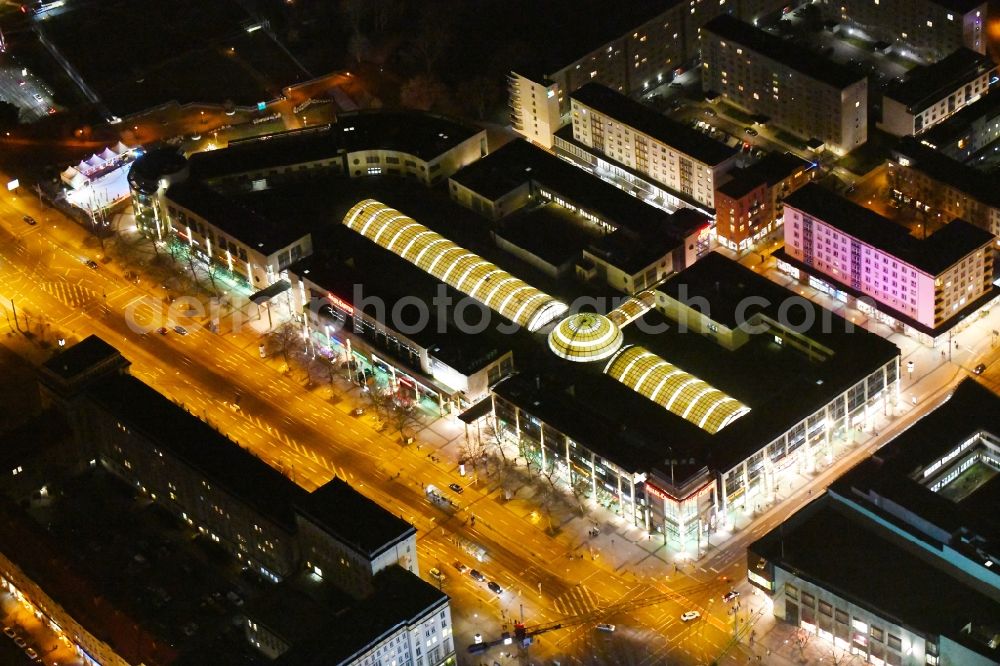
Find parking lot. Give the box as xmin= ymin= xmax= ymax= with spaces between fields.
xmin=0 ymin=57 xmax=56 ymax=122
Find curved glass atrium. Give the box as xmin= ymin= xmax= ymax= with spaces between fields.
xmin=343 ymin=200 xmax=568 ymax=332
xmin=547 ymin=313 xmax=624 ymax=362
xmin=604 ymin=345 xmax=750 ymax=434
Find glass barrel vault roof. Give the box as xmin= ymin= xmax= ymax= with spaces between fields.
xmin=604 ymin=345 xmax=750 ymax=434
xmin=343 ymin=200 xmax=567 ymax=332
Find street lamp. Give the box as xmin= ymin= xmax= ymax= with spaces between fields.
xmin=906 ymin=360 xmax=914 ymax=380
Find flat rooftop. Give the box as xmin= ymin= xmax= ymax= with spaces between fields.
xmin=296 ymin=478 xmax=415 ymax=559
xmin=885 ymin=48 xmax=995 ymax=111
xmin=189 ymin=111 xmax=482 ymax=181
xmin=571 ymin=83 xmax=738 ymax=166
xmin=703 ymin=15 xmax=865 ymax=90
xmin=496 ymin=253 xmax=898 ymax=482
xmin=716 ymin=153 xmax=812 ymax=199
xmin=751 ymin=497 xmax=1000 ymax=662
xmin=784 ymin=183 xmax=994 ymax=275
xmin=274 ymin=566 xmax=448 ymax=665
xmin=920 ymin=88 xmax=1000 ymax=150
xmin=166 ymin=179 xmax=314 ymax=256
xmin=496 ymin=204 xmax=596 ymax=268
xmin=893 ymin=136 xmax=1000 ymax=208
xmin=41 ymin=335 xmax=124 ymax=383
xmin=450 ymin=139 xmax=673 ymax=237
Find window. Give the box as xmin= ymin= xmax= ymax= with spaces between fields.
xmin=887 ymin=634 xmax=901 ymax=651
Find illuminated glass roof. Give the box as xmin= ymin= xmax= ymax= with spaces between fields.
xmin=548 ymin=313 xmax=624 ymax=362
xmin=343 ymin=200 xmax=567 ymax=332
xmin=604 ymin=345 xmax=750 ymax=434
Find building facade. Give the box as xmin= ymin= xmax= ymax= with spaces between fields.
xmin=713 ymin=152 xmax=815 ymax=251
xmin=701 ymin=15 xmax=868 ymax=154
xmin=781 ymin=184 xmax=996 ymax=339
xmin=817 ymin=0 xmax=986 ymax=61
xmin=568 ymin=83 xmax=739 ymax=211
xmin=879 ymin=48 xmax=996 ymax=137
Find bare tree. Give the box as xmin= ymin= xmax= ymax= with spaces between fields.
xmin=400 ymin=75 xmax=449 ymax=111
xmin=269 ymin=321 xmax=305 ymax=368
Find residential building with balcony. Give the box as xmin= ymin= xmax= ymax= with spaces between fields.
xmin=701 ymin=15 xmax=868 ymax=155
xmin=918 ymin=88 xmax=1000 ymax=161
xmin=879 ymin=48 xmax=996 ymax=137
xmin=889 ymin=137 xmax=1000 ymax=240
xmin=778 ymin=183 xmax=997 ymax=343
xmin=713 ymin=152 xmax=815 ymax=251
xmin=564 ymin=82 xmax=739 ymax=212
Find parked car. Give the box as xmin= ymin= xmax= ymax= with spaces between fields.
xmin=487 ymin=581 xmax=503 ymax=594
xmin=85 ymin=259 xmax=99 ymax=269
xmin=973 ymin=363 xmax=987 ymax=375
xmin=449 ymin=483 xmax=464 ymax=494
xmin=722 ymin=590 xmax=740 ymax=603
xmin=429 ymin=567 xmax=445 ymax=582
xmin=680 ymin=611 xmax=701 ymax=622
xmin=25 ymin=648 xmax=38 ymax=659
xmin=596 ymin=623 xmax=616 ymax=632
xmin=22 ymin=215 xmax=36 ymax=225
xmin=13 ymin=636 xmax=26 ymax=648
xmin=156 ymin=327 xmax=168 ymax=335
xmin=173 ymin=325 xmax=187 ymax=335
xmin=469 ymin=569 xmax=486 ymax=582
xmin=2 ymin=626 xmax=16 ymax=638
xmin=453 ymin=561 xmax=467 ymax=573
xmin=744 ymin=127 xmax=758 ymax=136
xmin=352 ymin=407 xmax=365 ymax=416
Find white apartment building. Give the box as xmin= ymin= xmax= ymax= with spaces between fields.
xmin=701 ymin=15 xmax=868 ymax=155
xmin=568 ymin=82 xmax=738 ymax=210
xmin=780 ymin=184 xmax=996 ymax=339
xmin=508 ymin=72 xmax=562 ymax=149
xmin=880 ymin=48 xmax=996 ymax=137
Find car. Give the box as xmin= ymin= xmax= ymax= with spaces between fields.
xmin=85 ymin=259 xmax=99 ymax=269
xmin=449 ymin=483 xmax=464 ymax=494
xmin=453 ymin=561 xmax=467 ymax=573
xmin=32 ymin=93 xmax=42 ymax=102
xmin=48 ymin=107 xmax=56 ymax=115
xmin=2 ymin=626 xmax=15 ymax=638
xmin=352 ymin=407 xmax=365 ymax=416
xmin=596 ymin=623 xmax=616 ymax=632
xmin=173 ymin=325 xmax=187 ymax=335
xmin=469 ymin=569 xmax=486 ymax=582
xmin=25 ymin=648 xmax=37 ymax=659
xmin=669 ymin=82 xmax=683 ymax=89
xmin=703 ymin=108 xmax=717 ymax=116
xmin=487 ymin=581 xmax=503 ymax=594
xmin=13 ymin=636 xmax=26 ymax=648
xmin=156 ymin=327 xmax=168 ymax=335
xmin=473 ymin=633 xmax=483 ymax=644
xmin=722 ymin=590 xmax=740 ymax=603
xmin=17 ymin=79 xmax=25 ymax=86
xmin=22 ymin=215 xmax=36 ymax=225
xmin=744 ymin=127 xmax=758 ymax=136
xmin=429 ymin=567 xmax=445 ymax=581
xmin=974 ymin=363 xmax=987 ymax=375
xmin=680 ymin=611 xmax=701 ymax=622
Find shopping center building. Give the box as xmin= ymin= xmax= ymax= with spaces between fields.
xmin=481 ymin=253 xmax=900 ymax=552
xmin=748 ymin=378 xmax=1000 ymax=666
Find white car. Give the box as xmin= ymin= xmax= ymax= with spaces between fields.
xmin=473 ymin=633 xmax=483 ymax=644
xmin=429 ymin=567 xmax=445 ymax=582
xmin=680 ymin=611 xmax=701 ymax=622
xmin=596 ymin=623 xmax=616 ymax=632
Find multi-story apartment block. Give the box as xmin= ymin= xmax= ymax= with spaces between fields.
xmin=889 ymin=137 xmax=1000 ymax=240
xmin=749 ymin=378 xmax=1000 ymax=666
xmin=880 ymin=48 xmax=996 ymax=137
xmin=779 ymin=183 xmax=996 ymax=341
xmin=701 ymin=15 xmax=868 ymax=155
xmin=817 ymin=0 xmax=986 ymax=61
xmin=714 ymin=152 xmax=815 ymax=251
xmin=919 ymin=88 xmax=1000 ymax=160
xmin=26 ymin=336 xmax=456 ymax=666
xmin=508 ymin=0 xmax=793 ymax=148
xmin=566 ymin=82 xmax=739 ymax=211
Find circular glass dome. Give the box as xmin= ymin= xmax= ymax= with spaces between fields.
xmin=547 ymin=313 xmax=624 ymax=362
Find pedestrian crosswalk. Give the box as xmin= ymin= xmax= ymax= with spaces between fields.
xmin=39 ymin=280 xmax=96 ymax=309
xmin=553 ymin=584 xmax=602 ymax=616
